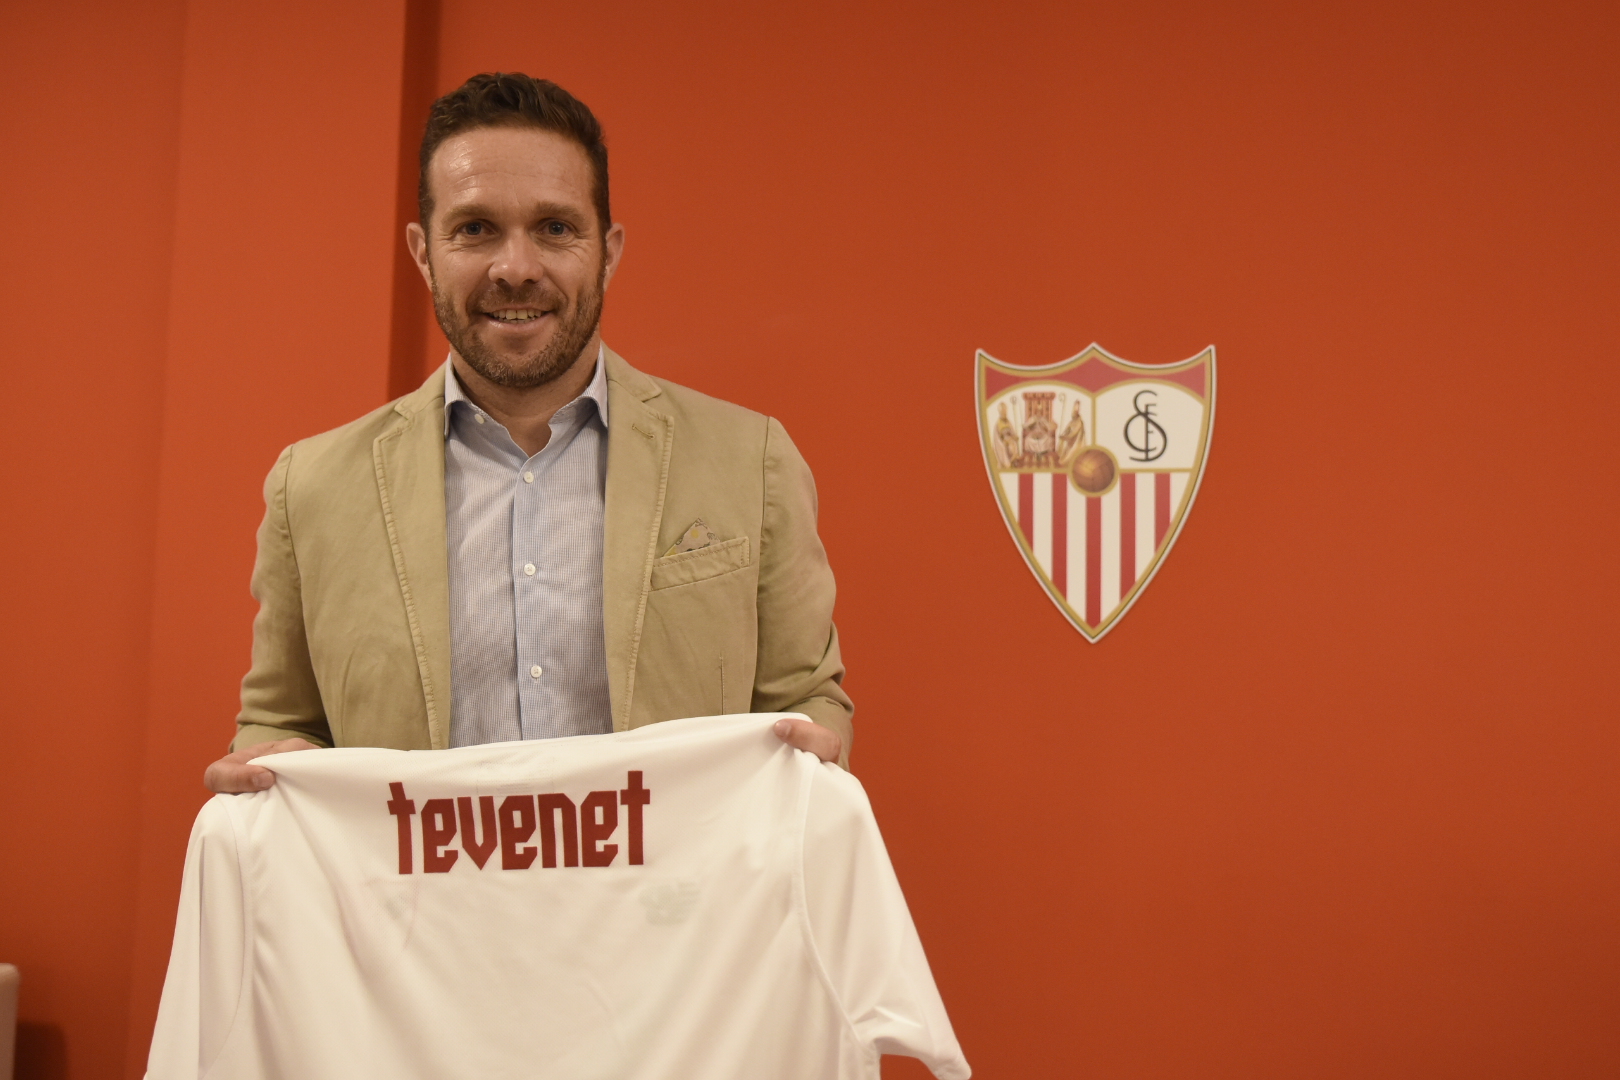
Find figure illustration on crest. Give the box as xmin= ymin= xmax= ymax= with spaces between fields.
xmin=994 ymin=402 xmax=1021 ymax=469
xmin=1019 ymin=391 xmax=1059 ymax=468
xmin=1057 ymin=399 xmax=1086 ymax=465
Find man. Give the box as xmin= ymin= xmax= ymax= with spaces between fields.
xmin=205 ymin=73 xmax=850 ymax=794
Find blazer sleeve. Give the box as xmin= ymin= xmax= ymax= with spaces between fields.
xmin=751 ymin=418 xmax=855 ymax=767
xmin=232 ymin=445 xmax=334 ymax=752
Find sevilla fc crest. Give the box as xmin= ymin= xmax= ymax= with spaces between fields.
xmin=977 ymin=345 xmax=1215 ymax=642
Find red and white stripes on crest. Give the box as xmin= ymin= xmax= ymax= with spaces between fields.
xmin=1005 ymin=471 xmax=1188 ymax=628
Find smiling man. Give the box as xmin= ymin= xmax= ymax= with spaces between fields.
xmin=203 ymin=73 xmax=851 ymax=792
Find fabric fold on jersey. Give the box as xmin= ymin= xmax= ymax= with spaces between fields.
xmin=146 ymin=713 xmax=969 ymax=1080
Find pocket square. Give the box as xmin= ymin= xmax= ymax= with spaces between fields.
xmin=664 ymin=518 xmax=718 ymax=557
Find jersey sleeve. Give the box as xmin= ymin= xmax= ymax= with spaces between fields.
xmin=146 ymin=796 xmax=250 ymax=1079
xmin=800 ymin=762 xmax=971 ymax=1080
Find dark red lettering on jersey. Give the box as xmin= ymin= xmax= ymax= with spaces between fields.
xmin=620 ymin=771 xmax=650 ymax=865
xmin=538 ymin=794 xmax=579 ymax=868
xmin=499 ymin=795 xmax=538 ymax=870
xmin=581 ymin=791 xmax=619 ymax=867
xmin=456 ymin=796 xmax=498 ymax=869
xmin=387 ymin=783 xmax=416 ymax=875
xmin=388 ymin=772 xmax=650 ymax=873
xmin=421 ymin=798 xmax=459 ymax=873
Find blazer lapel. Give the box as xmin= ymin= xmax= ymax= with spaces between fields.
xmin=602 ymin=347 xmax=672 ymax=731
xmin=372 ymin=369 xmax=453 ymax=749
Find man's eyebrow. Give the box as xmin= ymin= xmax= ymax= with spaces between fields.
xmin=439 ymin=201 xmax=493 ymax=223
xmin=526 ymin=201 xmax=589 ymax=221
xmin=439 ymin=200 xmax=587 ymax=224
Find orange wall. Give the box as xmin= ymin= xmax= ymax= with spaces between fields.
xmin=1 ymin=2 xmax=1617 ymax=1077
xmin=121 ymin=1 xmax=408 ymax=1064
xmin=0 ymin=1 xmax=184 ymax=1075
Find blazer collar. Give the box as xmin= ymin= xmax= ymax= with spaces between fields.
xmin=601 ymin=345 xmax=672 ymax=730
xmin=603 ymin=344 xmax=663 ymax=404
xmin=373 ymin=367 xmax=452 ymax=748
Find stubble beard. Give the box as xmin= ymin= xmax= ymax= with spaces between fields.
xmin=430 ymin=256 xmax=606 ymax=390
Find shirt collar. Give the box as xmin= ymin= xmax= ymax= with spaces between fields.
xmin=442 ymin=343 xmax=610 ymax=436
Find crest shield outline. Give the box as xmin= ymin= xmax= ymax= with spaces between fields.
xmin=976 ymin=344 xmax=1216 ymax=642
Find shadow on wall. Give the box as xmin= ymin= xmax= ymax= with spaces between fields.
xmin=14 ymin=1023 xmax=66 ymax=1080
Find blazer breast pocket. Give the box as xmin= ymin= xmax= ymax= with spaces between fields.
xmin=648 ymin=535 xmax=751 ymax=591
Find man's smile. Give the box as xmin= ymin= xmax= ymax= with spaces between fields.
xmin=483 ymin=308 xmax=549 ymax=323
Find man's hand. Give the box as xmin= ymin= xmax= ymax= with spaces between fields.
xmin=772 ymin=716 xmax=842 ymax=764
xmin=203 ymin=738 xmax=320 ymax=794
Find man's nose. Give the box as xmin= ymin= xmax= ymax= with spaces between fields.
xmin=488 ymin=233 xmax=547 ymax=288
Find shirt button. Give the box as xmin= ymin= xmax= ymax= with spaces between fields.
xmin=474 ymin=414 xmax=486 ymax=425
xmin=523 ymin=471 xmax=534 ymax=484
xmin=530 ymin=665 xmax=543 ymax=679
xmin=523 ymin=562 xmax=536 ymax=577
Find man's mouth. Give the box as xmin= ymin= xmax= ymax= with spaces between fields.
xmin=483 ymin=308 xmax=548 ymax=323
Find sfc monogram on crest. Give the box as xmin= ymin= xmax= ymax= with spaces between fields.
xmin=976 ymin=345 xmax=1215 ymax=641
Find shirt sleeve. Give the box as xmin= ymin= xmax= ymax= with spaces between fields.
xmin=800 ymin=761 xmax=971 ymax=1080
xmin=146 ymin=796 xmax=250 ymax=1079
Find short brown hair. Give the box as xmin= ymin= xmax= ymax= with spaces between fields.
xmin=418 ymin=73 xmax=610 ymax=232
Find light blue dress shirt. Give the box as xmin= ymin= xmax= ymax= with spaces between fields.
xmin=442 ymin=349 xmax=614 ymax=746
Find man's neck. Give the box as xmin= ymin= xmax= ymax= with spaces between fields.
xmin=449 ymin=337 xmax=600 ymax=456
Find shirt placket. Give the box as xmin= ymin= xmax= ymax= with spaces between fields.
xmin=513 ymin=442 xmax=549 ymax=739
xmin=512 ymin=402 xmax=586 ymax=740
xmin=451 ymin=404 xmax=529 ymax=746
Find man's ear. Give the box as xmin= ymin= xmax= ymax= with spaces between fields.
xmin=602 ymin=222 xmax=626 ymax=288
xmin=406 ymin=222 xmax=433 ymax=289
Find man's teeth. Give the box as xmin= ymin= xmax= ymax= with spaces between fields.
xmin=488 ymin=309 xmax=541 ymax=322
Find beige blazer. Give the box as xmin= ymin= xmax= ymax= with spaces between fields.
xmin=234 ymin=347 xmax=853 ymax=764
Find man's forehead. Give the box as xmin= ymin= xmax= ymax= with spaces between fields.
xmin=431 ymin=127 xmax=593 ymax=206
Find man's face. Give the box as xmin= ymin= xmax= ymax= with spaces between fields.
xmin=408 ymin=126 xmax=624 ymax=388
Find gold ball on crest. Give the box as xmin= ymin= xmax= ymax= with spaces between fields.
xmin=1069 ymin=448 xmax=1116 ymax=494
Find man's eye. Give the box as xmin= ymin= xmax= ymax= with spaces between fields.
xmin=461 ymin=222 xmax=484 ymax=236
xmin=544 ymin=221 xmax=569 ymax=237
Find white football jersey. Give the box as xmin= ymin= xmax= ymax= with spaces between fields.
xmin=147 ymin=713 xmax=970 ymax=1079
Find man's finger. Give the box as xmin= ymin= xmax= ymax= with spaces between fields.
xmin=772 ymin=717 xmax=842 ymax=764
xmin=204 ymin=759 xmax=276 ymax=794
xmin=203 ymin=738 xmax=321 ymax=794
